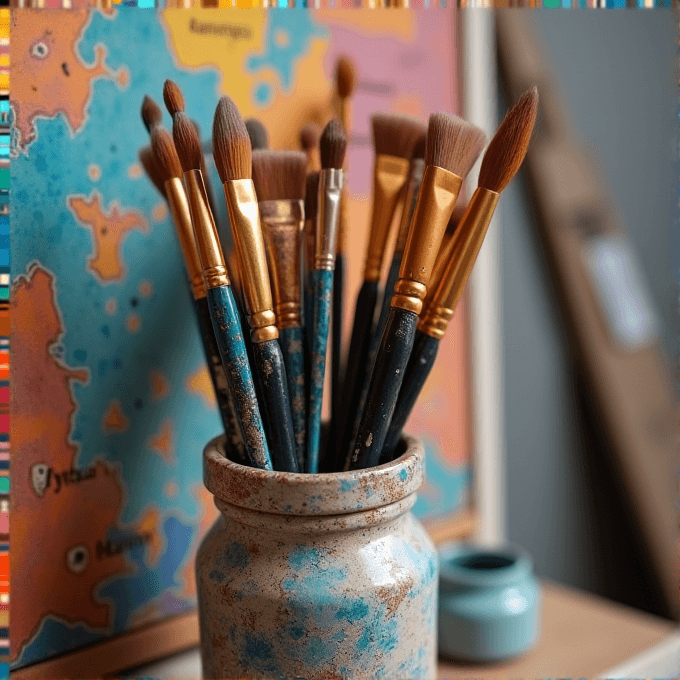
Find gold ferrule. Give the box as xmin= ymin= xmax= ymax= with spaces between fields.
xmin=223 ymin=179 xmax=278 ymax=343
xmin=363 ymin=154 xmax=411 ymax=281
xmin=184 ymin=170 xmax=230 ymax=291
xmin=391 ymin=165 xmax=463 ymax=315
xmin=165 ymin=178 xmax=206 ymax=300
xmin=260 ymin=200 xmax=304 ymax=329
xmin=315 ymin=168 xmax=344 ymax=272
xmin=418 ymin=187 xmax=500 ymax=338
xmin=395 ymin=158 xmax=425 ymax=254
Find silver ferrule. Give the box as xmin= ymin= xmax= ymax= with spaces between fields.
xmin=314 ymin=168 xmax=344 ymax=271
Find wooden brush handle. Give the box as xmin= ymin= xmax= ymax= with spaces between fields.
xmin=331 ymin=256 xmax=345 ymax=431
xmin=207 ymin=286 xmax=272 ymax=471
xmin=306 ymin=269 xmax=334 ymax=473
xmin=380 ymin=329 xmax=439 ymax=463
xmin=348 ymin=307 xmax=418 ymax=471
xmin=279 ymin=325 xmax=306 ymax=472
xmin=327 ymin=279 xmax=379 ymax=472
xmin=194 ymin=296 xmax=246 ymax=465
xmin=253 ymin=339 xmax=299 ymax=473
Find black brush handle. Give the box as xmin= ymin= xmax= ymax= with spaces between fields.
xmin=253 ymin=339 xmax=299 ymax=473
xmin=331 ymin=255 xmax=345 ymax=432
xmin=327 ymin=279 xmax=379 ymax=472
xmin=380 ymin=329 xmax=439 ymax=463
xmin=348 ymin=307 xmax=417 ymax=471
xmin=194 ymin=296 xmax=247 ymax=465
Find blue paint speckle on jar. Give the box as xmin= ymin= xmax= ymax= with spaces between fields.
xmin=399 ymin=469 xmax=408 ymax=481
xmin=340 ymin=479 xmax=357 ymax=492
xmin=220 ymin=542 xmax=249 ymax=570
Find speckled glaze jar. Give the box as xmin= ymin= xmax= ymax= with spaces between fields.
xmin=196 ymin=433 xmax=438 ymax=680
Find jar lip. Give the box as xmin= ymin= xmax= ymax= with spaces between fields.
xmin=203 ymin=433 xmax=425 ymax=516
xmin=438 ymin=542 xmax=534 ymax=588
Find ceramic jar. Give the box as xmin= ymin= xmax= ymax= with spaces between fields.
xmin=196 ymin=433 xmax=439 ymax=680
xmin=438 ymin=542 xmax=541 ymax=662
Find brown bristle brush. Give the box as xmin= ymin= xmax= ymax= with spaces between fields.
xmin=141 ymin=95 xmax=163 ymax=134
xmin=213 ymin=96 xmax=299 ymax=474
xmin=245 ymin=118 xmax=269 ymax=151
xmin=252 ymin=149 xmax=308 ymax=471
xmin=139 ymin=146 xmax=166 ymax=198
xmin=299 ymin=122 xmax=321 ymax=172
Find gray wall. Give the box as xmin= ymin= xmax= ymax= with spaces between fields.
xmin=499 ymin=10 xmax=677 ymax=617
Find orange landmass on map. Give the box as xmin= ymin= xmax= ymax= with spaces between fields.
xmin=180 ymin=485 xmax=219 ymax=600
xmin=150 ymin=370 xmax=171 ymax=401
xmin=102 ymin=399 xmax=129 ymax=433
xmin=68 ymin=192 xmax=148 ymax=283
xmin=148 ymin=419 xmax=175 ymax=465
xmin=11 ymin=10 xmax=127 ymax=150
xmin=10 ymin=264 xmax=130 ymax=662
xmin=186 ymin=365 xmax=216 ymax=410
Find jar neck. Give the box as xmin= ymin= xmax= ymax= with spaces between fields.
xmin=214 ymin=494 xmax=416 ymax=535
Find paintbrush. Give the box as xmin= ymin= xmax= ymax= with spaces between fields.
xmin=147 ymin=126 xmax=261 ymax=468
xmin=300 ymin=123 xmax=321 ymax=172
xmin=382 ymin=89 xmax=538 ymax=461
xmin=348 ymin=112 xmax=487 ymax=471
xmin=253 ymin=150 xmax=308 ymax=471
xmin=138 ymin=146 xmax=166 ymax=198
xmin=331 ymin=55 xmax=356 ymax=440
xmin=141 ymin=95 xmax=163 ymax=134
xmin=213 ymin=96 xmax=298 ymax=473
xmin=303 ymin=172 xmax=319 ymax=336
xmin=328 ymin=113 xmax=425 ymax=473
xmin=306 ymin=120 xmax=347 ymax=473
xmin=245 ymin=118 xmax=269 ymax=151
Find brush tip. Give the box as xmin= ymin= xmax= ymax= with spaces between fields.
xmin=320 ymin=118 xmax=347 ymax=170
xmin=172 ymin=112 xmax=203 ymax=173
xmin=163 ymin=79 xmax=185 ymax=117
xmin=425 ymin=112 xmax=487 ymax=179
xmin=252 ymin=150 xmax=307 ymax=202
xmin=299 ymin=123 xmax=321 ymax=152
xmin=212 ymin=96 xmax=251 ymax=182
xmin=478 ymin=87 xmax=538 ymax=193
xmin=371 ymin=113 xmax=427 ymax=160
xmin=150 ymin=126 xmax=183 ymax=182
xmin=245 ymin=118 xmax=269 ymax=151
xmin=335 ymin=55 xmax=356 ymax=100
xmin=141 ymin=95 xmax=163 ymax=133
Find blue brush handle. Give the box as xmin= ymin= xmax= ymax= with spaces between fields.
xmin=207 ymin=285 xmax=272 ymax=471
xmin=306 ymin=268 xmax=333 ymax=473
xmin=349 ymin=306 xmax=418 ymax=471
xmin=279 ymin=325 xmax=306 ymax=471
xmin=253 ymin=339 xmax=299 ymax=473
xmin=380 ymin=329 xmax=439 ymax=463
xmin=194 ymin=296 xmax=246 ymax=465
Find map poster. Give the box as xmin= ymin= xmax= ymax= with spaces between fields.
xmin=11 ymin=7 xmax=470 ymax=670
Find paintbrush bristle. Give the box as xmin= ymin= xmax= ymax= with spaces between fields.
xmin=245 ymin=118 xmax=269 ymax=151
xmin=425 ymin=112 xmax=487 ymax=178
xmin=172 ymin=112 xmax=203 ymax=173
xmin=300 ymin=123 xmax=321 ymax=153
xmin=335 ymin=55 xmax=356 ymax=100
xmin=252 ymin=150 xmax=307 ymax=202
xmin=212 ymin=96 xmax=252 ymax=182
xmin=150 ymin=127 xmax=183 ymax=182
xmin=371 ymin=113 xmax=426 ymax=160
xmin=412 ymin=132 xmax=427 ymax=160
xmin=163 ymin=79 xmax=185 ymax=116
xmin=141 ymin=95 xmax=163 ymax=133
xmin=139 ymin=146 xmax=166 ymax=197
xmin=478 ymin=87 xmax=538 ymax=194
xmin=320 ymin=119 xmax=347 ymax=170
xmin=305 ymin=172 xmax=320 ymax=221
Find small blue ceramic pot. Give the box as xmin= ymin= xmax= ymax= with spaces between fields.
xmin=438 ymin=542 xmax=541 ymax=662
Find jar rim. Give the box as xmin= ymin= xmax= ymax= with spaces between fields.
xmin=203 ymin=433 xmax=424 ymax=516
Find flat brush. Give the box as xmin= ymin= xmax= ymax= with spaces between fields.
xmin=382 ymin=89 xmax=538 ymax=461
xmin=213 ymin=96 xmax=298 ymax=473
xmin=300 ymin=123 xmax=321 ymax=172
xmin=245 ymin=118 xmax=269 ymax=151
xmin=148 ymin=126 xmax=253 ymax=467
xmin=253 ymin=150 xmax=308 ymax=471
xmin=331 ymin=55 xmax=356 ymax=439
xmin=306 ymin=120 xmax=346 ymax=473
xmin=328 ymin=113 xmax=425 ymax=473
xmin=348 ymin=112 xmax=487 ymax=471
xmin=163 ymin=108 xmax=272 ymax=471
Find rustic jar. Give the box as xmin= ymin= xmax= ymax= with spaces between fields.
xmin=196 ymin=433 xmax=438 ymax=680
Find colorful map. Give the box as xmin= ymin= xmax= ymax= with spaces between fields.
xmin=11 ymin=7 xmax=468 ymax=669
